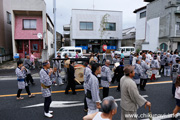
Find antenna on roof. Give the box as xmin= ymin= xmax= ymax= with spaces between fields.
xmin=93 ymin=0 xmax=95 ymax=10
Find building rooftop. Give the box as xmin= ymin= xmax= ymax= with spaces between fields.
xmin=72 ymin=9 xmax=122 ymax=13
xmin=123 ymin=27 xmax=135 ymax=34
xmin=133 ymin=6 xmax=146 ymax=13
xmin=46 ymin=13 xmax=54 ymax=27
xmin=122 ymin=27 xmax=136 ymax=39
xmin=144 ymin=0 xmax=155 ymax=2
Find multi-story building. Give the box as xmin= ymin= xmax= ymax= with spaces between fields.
xmin=135 ymin=0 xmax=180 ymax=52
xmin=122 ymin=27 xmax=136 ymax=47
xmin=70 ymin=9 xmax=122 ymax=53
xmin=63 ymin=24 xmax=70 ymax=46
xmin=11 ymin=0 xmax=54 ymax=61
xmin=56 ymin=32 xmax=63 ymax=50
xmin=0 ymin=0 xmax=12 ymax=62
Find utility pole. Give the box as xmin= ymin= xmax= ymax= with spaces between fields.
xmin=53 ymin=0 xmax=57 ymax=58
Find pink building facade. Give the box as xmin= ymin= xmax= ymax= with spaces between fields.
xmin=14 ymin=15 xmax=43 ymax=58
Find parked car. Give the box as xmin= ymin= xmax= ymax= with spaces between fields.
xmin=115 ymin=46 xmax=135 ymax=57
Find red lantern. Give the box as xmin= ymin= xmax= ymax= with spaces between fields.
xmin=102 ymin=45 xmax=107 ymax=51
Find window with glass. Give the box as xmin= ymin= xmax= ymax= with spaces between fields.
xmin=23 ymin=19 xmax=37 ymax=30
xmin=160 ymin=43 xmax=168 ymax=52
xmin=140 ymin=11 xmax=146 ymax=19
xmin=69 ymin=50 xmax=74 ymax=52
xmin=126 ymin=48 xmax=131 ymax=52
xmin=33 ymin=44 xmax=38 ymax=51
xmin=7 ymin=12 xmax=11 ymax=24
xmin=51 ymin=44 xmax=53 ymax=48
xmin=59 ymin=48 xmax=64 ymax=52
xmin=80 ymin=22 xmax=93 ymax=30
xmin=176 ymin=22 xmax=180 ymax=35
xmin=76 ymin=50 xmax=81 ymax=53
xmin=104 ymin=23 xmax=116 ymax=31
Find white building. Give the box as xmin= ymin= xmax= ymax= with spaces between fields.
xmin=70 ymin=9 xmax=122 ymax=53
xmin=142 ymin=17 xmax=160 ymax=52
xmin=134 ymin=6 xmax=147 ymax=50
xmin=135 ymin=0 xmax=180 ymax=52
xmin=46 ymin=14 xmax=55 ymax=59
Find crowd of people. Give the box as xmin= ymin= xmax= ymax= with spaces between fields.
xmin=83 ymin=51 xmax=151 ymax=120
xmin=129 ymin=49 xmax=180 ymax=119
xmin=14 ymin=49 xmax=180 ymax=119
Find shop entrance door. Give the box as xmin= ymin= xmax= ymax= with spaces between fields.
xmin=24 ymin=41 xmax=29 ymax=57
xmin=92 ymin=45 xmax=100 ymax=53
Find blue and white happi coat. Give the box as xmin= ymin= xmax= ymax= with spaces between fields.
xmin=40 ymin=69 xmax=52 ymax=97
xmin=15 ymin=67 xmax=27 ymax=89
xmin=101 ymin=65 xmax=112 ymax=88
xmin=86 ymin=73 xmax=101 ymax=110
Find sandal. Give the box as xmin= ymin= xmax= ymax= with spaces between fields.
xmin=29 ymin=94 xmax=35 ymax=98
xmin=16 ymin=97 xmax=24 ymax=100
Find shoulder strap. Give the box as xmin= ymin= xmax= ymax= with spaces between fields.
xmin=43 ymin=68 xmax=49 ymax=75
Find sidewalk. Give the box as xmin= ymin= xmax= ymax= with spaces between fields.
xmin=0 ymin=60 xmax=17 ymax=69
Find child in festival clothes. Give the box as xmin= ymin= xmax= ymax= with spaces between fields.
xmin=150 ymin=55 xmax=160 ymax=80
xmin=50 ymin=67 xmax=57 ymax=85
xmin=15 ymin=60 xmax=35 ymax=100
xmin=30 ymin=52 xmax=37 ymax=69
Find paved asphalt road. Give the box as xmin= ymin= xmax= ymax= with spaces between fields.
xmin=0 ymin=75 xmax=177 ymax=120
xmin=0 ymin=58 xmax=179 ymax=120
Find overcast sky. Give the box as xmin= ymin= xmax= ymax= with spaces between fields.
xmin=44 ymin=0 xmax=147 ymax=33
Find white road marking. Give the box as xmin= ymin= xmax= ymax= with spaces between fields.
xmin=22 ymin=101 xmax=84 ymax=108
xmin=22 ymin=95 xmax=148 ymax=108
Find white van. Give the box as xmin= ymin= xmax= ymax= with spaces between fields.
xmin=57 ymin=46 xmax=83 ymax=55
xmin=115 ymin=46 xmax=135 ymax=57
xmin=61 ymin=52 xmax=76 ymax=58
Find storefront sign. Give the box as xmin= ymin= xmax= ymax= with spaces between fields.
xmin=102 ymin=45 xmax=107 ymax=51
xmin=76 ymin=46 xmax=88 ymax=50
xmin=107 ymin=46 xmax=116 ymax=50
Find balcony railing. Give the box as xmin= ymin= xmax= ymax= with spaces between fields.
xmin=63 ymin=31 xmax=70 ymax=35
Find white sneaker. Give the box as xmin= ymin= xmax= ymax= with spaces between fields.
xmin=59 ymin=83 xmax=64 ymax=85
xmin=54 ymin=84 xmax=58 ymax=86
xmin=44 ymin=112 xmax=53 ymax=118
xmin=49 ymin=111 xmax=53 ymax=114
